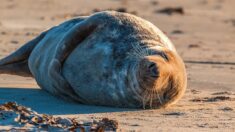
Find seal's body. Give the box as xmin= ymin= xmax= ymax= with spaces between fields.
xmin=0 ymin=11 xmax=187 ymax=108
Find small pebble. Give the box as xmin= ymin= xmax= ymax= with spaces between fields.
xmin=219 ymin=107 xmax=233 ymax=111
xmin=163 ymin=112 xmax=185 ymax=116
xmin=10 ymin=40 xmax=19 ymax=44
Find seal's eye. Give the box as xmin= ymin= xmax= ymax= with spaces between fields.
xmin=148 ymin=63 xmax=159 ymax=78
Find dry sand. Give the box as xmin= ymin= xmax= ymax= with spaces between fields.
xmin=0 ymin=0 xmax=235 ymax=131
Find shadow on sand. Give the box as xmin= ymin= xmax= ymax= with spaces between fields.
xmin=0 ymin=87 xmax=136 ymax=115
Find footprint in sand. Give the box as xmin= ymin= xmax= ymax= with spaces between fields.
xmin=162 ymin=112 xmax=185 ymax=116
xmin=171 ymin=29 xmax=184 ymax=35
xmin=155 ymin=7 xmax=184 ymax=15
xmin=10 ymin=40 xmax=19 ymax=44
xmin=190 ymin=96 xmax=235 ymax=102
xmin=190 ymin=89 xmax=201 ymax=94
xmin=212 ymin=91 xmax=235 ymax=95
xmin=219 ymin=107 xmax=233 ymax=111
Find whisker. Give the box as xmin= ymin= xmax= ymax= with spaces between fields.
xmin=137 ymin=43 xmax=147 ymax=58
xmin=149 ymin=90 xmax=153 ymax=108
xmin=131 ymin=48 xmax=141 ymax=58
xmin=146 ymin=47 xmax=150 ymax=56
xmin=142 ymin=91 xmax=148 ymax=109
xmin=155 ymin=87 xmax=163 ymax=105
xmin=130 ymin=44 xmax=138 ymax=57
xmin=144 ymin=46 xmax=150 ymax=56
xmin=135 ymin=44 xmax=144 ymax=58
xmin=132 ymin=44 xmax=144 ymax=58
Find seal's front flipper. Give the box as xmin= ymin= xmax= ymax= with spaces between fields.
xmin=48 ymin=16 xmax=101 ymax=101
xmin=0 ymin=32 xmax=46 ymax=77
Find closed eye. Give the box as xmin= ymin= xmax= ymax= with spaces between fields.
xmin=160 ymin=52 xmax=169 ymax=61
xmin=145 ymin=50 xmax=169 ymax=61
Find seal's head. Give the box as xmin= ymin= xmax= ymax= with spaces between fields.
xmin=135 ymin=47 xmax=187 ymax=109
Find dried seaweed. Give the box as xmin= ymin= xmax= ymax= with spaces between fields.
xmin=0 ymin=102 xmax=118 ymax=131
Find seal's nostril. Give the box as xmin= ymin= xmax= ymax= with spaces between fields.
xmin=148 ymin=63 xmax=159 ymax=78
xmin=148 ymin=63 xmax=156 ymax=69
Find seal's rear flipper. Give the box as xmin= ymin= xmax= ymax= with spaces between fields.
xmin=0 ymin=32 xmax=47 ymax=77
xmin=0 ymin=60 xmax=32 ymax=77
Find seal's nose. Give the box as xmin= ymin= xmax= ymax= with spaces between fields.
xmin=148 ymin=62 xmax=159 ymax=78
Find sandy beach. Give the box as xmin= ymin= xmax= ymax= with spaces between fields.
xmin=0 ymin=0 xmax=235 ymax=131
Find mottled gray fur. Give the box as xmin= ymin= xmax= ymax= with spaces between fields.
xmin=0 ymin=11 xmax=186 ymax=108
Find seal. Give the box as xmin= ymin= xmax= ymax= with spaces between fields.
xmin=0 ymin=11 xmax=187 ymax=109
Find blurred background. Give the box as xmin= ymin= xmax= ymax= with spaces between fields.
xmin=0 ymin=0 xmax=234 ymax=131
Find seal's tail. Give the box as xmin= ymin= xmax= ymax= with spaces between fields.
xmin=0 ymin=60 xmax=32 ymax=77
xmin=0 ymin=31 xmax=47 ymax=77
